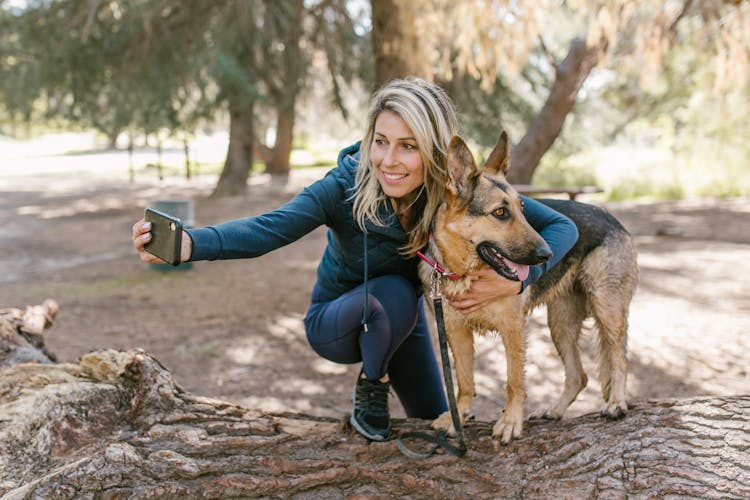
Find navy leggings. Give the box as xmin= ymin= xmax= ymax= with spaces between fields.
xmin=304 ymin=275 xmax=448 ymax=419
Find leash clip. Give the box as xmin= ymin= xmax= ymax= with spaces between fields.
xmin=430 ymin=269 xmax=443 ymax=299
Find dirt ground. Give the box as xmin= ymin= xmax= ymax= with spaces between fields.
xmin=1 ymin=167 xmax=748 ymax=423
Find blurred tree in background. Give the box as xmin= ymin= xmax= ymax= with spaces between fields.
xmin=370 ymin=0 xmax=426 ymax=86
xmin=383 ymin=0 xmax=749 ymax=185
xmin=0 ymin=0 xmax=366 ymax=196
xmin=0 ymin=0 xmax=748 ymax=197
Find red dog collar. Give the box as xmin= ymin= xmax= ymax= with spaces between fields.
xmin=416 ymin=251 xmax=462 ymax=280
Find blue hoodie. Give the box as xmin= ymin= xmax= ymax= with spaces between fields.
xmin=186 ymin=143 xmax=578 ymax=300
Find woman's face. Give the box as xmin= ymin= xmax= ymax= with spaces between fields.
xmin=370 ymin=111 xmax=425 ymax=201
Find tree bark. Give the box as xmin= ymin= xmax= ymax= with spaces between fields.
xmin=212 ymin=101 xmax=255 ymax=198
xmin=371 ymin=0 xmax=428 ymax=87
xmin=508 ymin=37 xmax=606 ymax=185
xmin=1 ymin=324 xmax=747 ymax=499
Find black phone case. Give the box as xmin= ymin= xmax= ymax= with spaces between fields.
xmin=144 ymin=208 xmax=183 ymax=266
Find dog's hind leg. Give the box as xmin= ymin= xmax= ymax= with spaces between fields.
xmin=591 ymin=289 xmax=630 ymax=419
xmin=530 ymin=292 xmax=588 ymax=420
xmin=431 ymin=322 xmax=475 ymax=436
xmin=587 ymin=242 xmax=636 ymax=419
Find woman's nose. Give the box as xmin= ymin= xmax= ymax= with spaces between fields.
xmin=382 ymin=147 xmax=398 ymax=167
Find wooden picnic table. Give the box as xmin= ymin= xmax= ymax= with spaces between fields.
xmin=514 ymin=184 xmax=603 ymax=200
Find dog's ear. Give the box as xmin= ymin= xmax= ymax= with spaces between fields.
xmin=447 ymin=136 xmax=480 ymax=197
xmin=483 ymin=130 xmax=510 ymax=175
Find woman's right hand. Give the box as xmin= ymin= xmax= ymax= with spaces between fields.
xmin=132 ymin=218 xmax=193 ymax=264
xmin=444 ymin=268 xmax=522 ymax=314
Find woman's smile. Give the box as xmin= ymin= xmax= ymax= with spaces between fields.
xmin=370 ymin=111 xmax=424 ymax=201
xmin=382 ymin=171 xmax=409 ymax=183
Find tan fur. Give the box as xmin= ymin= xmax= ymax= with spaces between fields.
xmin=421 ymin=131 xmax=637 ymax=445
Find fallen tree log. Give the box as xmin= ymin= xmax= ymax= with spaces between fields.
xmin=0 ymin=303 xmax=748 ymax=498
xmin=1 ymin=350 xmax=748 ymax=499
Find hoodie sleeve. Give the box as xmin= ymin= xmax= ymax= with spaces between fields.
xmin=186 ymin=173 xmax=344 ymax=261
xmin=519 ymin=195 xmax=579 ymax=292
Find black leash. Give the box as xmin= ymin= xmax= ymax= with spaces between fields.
xmin=397 ymin=271 xmax=467 ymax=458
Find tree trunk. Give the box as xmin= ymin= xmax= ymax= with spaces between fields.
xmin=156 ymin=139 xmax=164 ymax=181
xmin=127 ymin=135 xmax=135 ymax=183
xmin=371 ymin=0 xmax=428 ymax=87
xmin=183 ymin=137 xmax=191 ymax=180
xmin=107 ymin=131 xmax=119 ymax=150
xmin=507 ymin=37 xmax=606 ymax=185
xmin=264 ymin=105 xmax=295 ymax=188
xmin=262 ymin=0 xmax=304 ymax=188
xmin=212 ymin=101 xmax=255 ymax=198
xmin=1 ymin=303 xmax=748 ymax=499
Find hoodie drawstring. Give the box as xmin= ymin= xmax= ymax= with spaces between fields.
xmin=361 ymin=230 xmax=369 ymax=332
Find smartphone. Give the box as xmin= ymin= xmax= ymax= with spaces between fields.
xmin=144 ymin=208 xmax=183 ymax=266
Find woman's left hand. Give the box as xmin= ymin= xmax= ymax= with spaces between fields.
xmin=445 ymin=268 xmax=522 ymax=314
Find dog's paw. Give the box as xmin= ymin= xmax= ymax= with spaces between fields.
xmin=491 ymin=409 xmax=524 ymax=444
xmin=528 ymin=408 xmax=563 ymax=421
xmin=600 ymin=401 xmax=627 ymax=420
xmin=431 ymin=411 xmax=456 ymax=436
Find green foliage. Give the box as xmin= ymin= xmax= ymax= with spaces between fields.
xmin=454 ymin=1 xmax=750 ymax=201
xmin=584 ymin=2 xmax=750 ymax=201
xmin=2 ymin=0 xmax=748 ymax=204
xmin=441 ymin=72 xmax=539 ymax=150
xmin=0 ymin=0 xmax=365 ymax=151
xmin=0 ymin=1 xmax=211 ymax=141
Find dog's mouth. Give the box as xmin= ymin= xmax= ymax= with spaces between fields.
xmin=476 ymin=243 xmax=531 ymax=282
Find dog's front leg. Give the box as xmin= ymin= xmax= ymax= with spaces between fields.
xmin=431 ymin=322 xmax=475 ymax=436
xmin=493 ymin=322 xmax=527 ymax=444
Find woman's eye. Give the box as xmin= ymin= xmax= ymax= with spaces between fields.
xmin=402 ymin=143 xmax=416 ymax=150
xmin=492 ymin=207 xmax=507 ymax=218
xmin=374 ymin=139 xmax=384 ymax=146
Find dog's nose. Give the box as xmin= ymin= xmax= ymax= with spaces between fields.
xmin=536 ymin=244 xmax=552 ymax=262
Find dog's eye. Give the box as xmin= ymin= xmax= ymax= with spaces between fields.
xmin=492 ymin=207 xmax=508 ymax=219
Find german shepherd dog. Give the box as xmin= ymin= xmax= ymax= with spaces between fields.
xmin=420 ymin=131 xmax=638 ymax=444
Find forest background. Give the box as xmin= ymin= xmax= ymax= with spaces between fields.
xmin=2 ymin=0 xmax=749 ymax=199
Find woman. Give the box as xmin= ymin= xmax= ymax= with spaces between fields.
xmin=132 ymin=77 xmax=579 ymax=441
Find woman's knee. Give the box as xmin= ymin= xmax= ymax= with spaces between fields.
xmin=367 ymin=275 xmax=419 ymax=316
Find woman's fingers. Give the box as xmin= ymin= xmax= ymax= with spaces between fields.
xmin=132 ymin=220 xmax=151 ymax=247
xmin=445 ymin=297 xmax=480 ymax=315
xmin=132 ymin=218 xmax=148 ymax=238
xmin=131 ymin=218 xmax=165 ymax=263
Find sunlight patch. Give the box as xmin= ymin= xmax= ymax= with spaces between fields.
xmin=272 ymin=377 xmax=326 ymax=396
xmin=225 ymin=339 xmax=263 ymax=365
xmin=267 ymin=314 xmax=304 ymax=340
xmin=312 ymin=358 xmax=348 ymax=375
xmin=16 ymin=196 xmax=127 ymax=219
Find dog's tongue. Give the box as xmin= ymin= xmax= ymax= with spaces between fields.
xmin=504 ymin=258 xmax=530 ymax=282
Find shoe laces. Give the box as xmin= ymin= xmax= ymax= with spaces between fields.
xmin=354 ymin=379 xmax=389 ymax=415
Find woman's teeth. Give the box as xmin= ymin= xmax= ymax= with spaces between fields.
xmin=384 ymin=172 xmax=407 ymax=180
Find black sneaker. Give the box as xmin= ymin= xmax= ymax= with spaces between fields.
xmin=350 ymin=375 xmax=391 ymax=441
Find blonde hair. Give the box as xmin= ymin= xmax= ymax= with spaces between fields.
xmin=352 ymin=78 xmax=459 ymax=256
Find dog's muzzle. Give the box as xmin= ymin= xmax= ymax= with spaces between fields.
xmin=477 ymin=242 xmax=551 ymax=281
